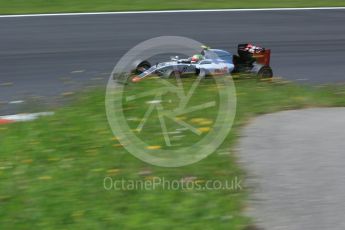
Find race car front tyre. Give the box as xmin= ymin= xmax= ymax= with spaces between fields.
xmin=169 ymin=71 xmax=181 ymax=78
xmin=198 ymin=69 xmax=206 ymax=78
xmin=135 ymin=61 xmax=151 ymax=74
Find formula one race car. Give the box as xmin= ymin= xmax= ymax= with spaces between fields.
xmin=131 ymin=44 xmax=273 ymax=83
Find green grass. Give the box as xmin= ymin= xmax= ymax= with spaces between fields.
xmin=0 ymin=0 xmax=344 ymax=14
xmin=1 ymin=77 xmax=345 ymax=229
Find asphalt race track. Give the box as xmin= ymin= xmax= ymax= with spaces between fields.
xmin=0 ymin=9 xmax=345 ymax=114
xmin=239 ymin=108 xmax=345 ymax=230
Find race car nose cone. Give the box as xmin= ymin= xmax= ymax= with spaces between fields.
xmin=131 ymin=76 xmax=142 ymax=83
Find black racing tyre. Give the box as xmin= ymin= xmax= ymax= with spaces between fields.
xmin=135 ymin=61 xmax=151 ymax=74
xmin=257 ymin=66 xmax=273 ymax=78
xmin=195 ymin=68 xmax=201 ymax=76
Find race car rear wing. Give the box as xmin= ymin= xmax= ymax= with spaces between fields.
xmin=238 ymin=43 xmax=271 ymax=66
xmin=252 ymin=49 xmax=271 ymax=66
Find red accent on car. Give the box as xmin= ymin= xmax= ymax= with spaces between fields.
xmin=131 ymin=76 xmax=142 ymax=83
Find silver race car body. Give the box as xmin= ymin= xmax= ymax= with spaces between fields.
xmin=132 ymin=49 xmax=235 ymax=82
xmin=130 ymin=44 xmax=273 ymax=83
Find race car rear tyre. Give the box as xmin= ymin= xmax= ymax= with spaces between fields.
xmin=257 ymin=66 xmax=273 ymax=78
xmin=135 ymin=61 xmax=151 ymax=74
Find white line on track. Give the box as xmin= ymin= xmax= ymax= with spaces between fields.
xmin=8 ymin=100 xmax=24 ymax=104
xmin=0 ymin=7 xmax=345 ymax=18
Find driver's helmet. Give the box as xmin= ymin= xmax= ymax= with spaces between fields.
xmin=191 ymin=54 xmax=203 ymax=63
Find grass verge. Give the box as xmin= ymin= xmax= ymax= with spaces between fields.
xmin=1 ymin=78 xmax=345 ymax=229
xmin=0 ymin=0 xmax=345 ymax=14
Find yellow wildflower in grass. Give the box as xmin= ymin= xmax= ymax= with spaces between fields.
xmin=194 ymin=179 xmax=205 ymax=184
xmin=47 ymin=157 xmax=60 ymax=162
xmin=190 ymin=118 xmax=213 ymax=126
xmin=132 ymin=128 xmax=141 ymax=133
xmin=145 ymin=176 xmax=160 ymax=181
xmin=21 ymin=159 xmax=33 ymax=164
xmin=107 ymin=168 xmax=120 ymax=176
xmin=138 ymin=169 xmax=152 ymax=176
xmin=85 ymin=149 xmax=98 ymax=156
xmin=190 ymin=118 xmax=206 ymax=124
xmin=146 ymin=145 xmax=161 ymax=150
xmin=71 ymin=210 xmax=84 ymax=219
xmin=111 ymin=136 xmax=119 ymax=141
xmin=197 ymin=127 xmax=211 ymax=133
xmin=199 ymin=120 xmax=213 ymax=126
xmin=29 ymin=141 xmax=40 ymax=146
